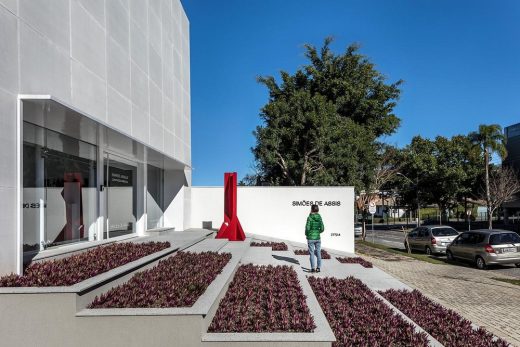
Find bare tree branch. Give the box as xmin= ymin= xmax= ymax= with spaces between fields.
xmin=480 ymin=166 xmax=520 ymax=228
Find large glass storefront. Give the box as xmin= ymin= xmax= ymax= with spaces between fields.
xmin=23 ymin=122 xmax=97 ymax=255
xmin=21 ymin=99 xmax=179 ymax=265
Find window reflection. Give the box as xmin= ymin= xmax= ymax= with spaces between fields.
xmin=23 ymin=122 xmax=97 ymax=263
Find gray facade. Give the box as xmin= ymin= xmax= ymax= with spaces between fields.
xmin=0 ymin=0 xmax=191 ymax=274
xmin=504 ymin=123 xmax=520 ymax=173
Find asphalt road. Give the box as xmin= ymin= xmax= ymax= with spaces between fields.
xmin=362 ymin=229 xmax=520 ymax=279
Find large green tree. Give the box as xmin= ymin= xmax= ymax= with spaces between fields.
xmin=247 ymin=38 xmax=402 ymax=189
xmin=469 ymin=124 xmax=507 ymax=228
xmin=398 ymin=135 xmax=482 ymax=224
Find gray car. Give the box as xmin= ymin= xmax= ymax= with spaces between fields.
xmin=405 ymin=225 xmax=459 ymax=255
xmin=446 ymin=229 xmax=520 ymax=270
xmin=354 ymin=223 xmax=363 ymax=237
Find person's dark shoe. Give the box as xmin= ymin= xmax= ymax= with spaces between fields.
xmin=316 ymin=268 xmax=321 ymax=273
xmin=310 ymin=268 xmax=316 ymax=273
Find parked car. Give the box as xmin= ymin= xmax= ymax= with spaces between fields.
xmin=446 ymin=229 xmax=520 ymax=270
xmin=405 ymin=225 xmax=459 ymax=255
xmin=354 ymin=223 xmax=363 ymax=237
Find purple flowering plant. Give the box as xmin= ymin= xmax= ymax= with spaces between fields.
xmin=0 ymin=241 xmax=170 ymax=287
xmin=250 ymin=241 xmax=288 ymax=251
xmin=208 ymin=264 xmax=315 ymax=333
xmin=309 ymin=276 xmax=429 ymax=347
xmin=379 ymin=289 xmax=511 ymax=347
xmin=336 ymin=256 xmax=373 ymax=268
xmin=294 ymin=249 xmax=331 ymax=259
xmin=89 ymin=251 xmax=231 ymax=308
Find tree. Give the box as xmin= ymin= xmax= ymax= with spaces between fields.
xmin=480 ymin=166 xmax=520 ymax=228
xmin=469 ymin=124 xmax=507 ymax=229
xmin=398 ymin=135 xmax=482 ymax=224
xmin=356 ymin=146 xmax=401 ymax=240
xmin=248 ymin=37 xmax=402 ymax=189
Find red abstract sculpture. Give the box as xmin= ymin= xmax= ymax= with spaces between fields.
xmin=216 ymin=172 xmax=246 ymax=241
xmin=56 ymin=172 xmax=84 ymax=243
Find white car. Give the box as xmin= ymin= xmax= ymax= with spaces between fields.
xmin=354 ymin=223 xmax=363 ymax=237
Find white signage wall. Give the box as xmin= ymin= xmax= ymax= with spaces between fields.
xmin=189 ymin=186 xmax=355 ymax=253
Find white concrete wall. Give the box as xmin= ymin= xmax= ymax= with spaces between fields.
xmin=190 ymin=187 xmax=355 ymax=253
xmin=0 ymin=0 xmax=191 ymax=274
xmin=163 ymin=169 xmax=188 ymax=231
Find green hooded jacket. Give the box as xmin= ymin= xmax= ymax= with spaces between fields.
xmin=305 ymin=213 xmax=324 ymax=240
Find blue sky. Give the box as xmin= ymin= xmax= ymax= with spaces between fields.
xmin=182 ymin=0 xmax=520 ymax=185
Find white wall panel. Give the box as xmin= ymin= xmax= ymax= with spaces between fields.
xmin=77 ymin=0 xmax=105 ymax=27
xmin=130 ymin=19 xmax=148 ymax=72
xmin=190 ymin=187 xmax=355 ymax=253
xmin=131 ymin=62 xmax=149 ymax=112
xmin=0 ymin=6 xmax=17 ymax=92
xmin=107 ymin=37 xmax=131 ymax=99
xmin=107 ymin=86 xmax=132 ymax=136
xmin=129 ymin=0 xmax=147 ymax=32
xmin=71 ymin=60 xmax=106 ymax=121
xmin=149 ymin=117 xmax=164 ymax=151
xmin=0 ymin=187 xmax=17 ymax=274
xmin=71 ymin=0 xmax=106 ymax=79
xmin=0 ymin=0 xmax=17 ymax=14
xmin=106 ymin=0 xmax=129 ymax=52
xmin=0 ymin=88 xmax=16 ymax=188
xmin=131 ymin=104 xmax=149 ymax=143
xmin=20 ymin=23 xmax=71 ymax=102
xmin=19 ymin=0 xmax=70 ymax=52
xmin=149 ymin=79 xmax=163 ymax=123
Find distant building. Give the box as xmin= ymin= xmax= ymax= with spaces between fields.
xmin=503 ymin=123 xmax=520 ymax=217
xmin=504 ymin=123 xmax=520 ymax=172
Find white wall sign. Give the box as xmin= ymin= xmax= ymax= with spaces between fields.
xmin=189 ymin=186 xmax=355 ymax=253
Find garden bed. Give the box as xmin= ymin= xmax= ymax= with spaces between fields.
xmin=89 ymin=251 xmax=231 ymax=308
xmin=336 ymin=256 xmax=373 ymax=268
xmin=208 ymin=264 xmax=315 ymax=333
xmin=379 ymin=289 xmax=510 ymax=347
xmin=309 ymin=277 xmax=429 ymax=347
xmin=0 ymin=241 xmax=170 ymax=287
xmin=294 ymin=249 xmax=331 ymax=259
xmin=250 ymin=241 xmax=288 ymax=251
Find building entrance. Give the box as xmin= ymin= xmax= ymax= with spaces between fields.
xmin=104 ymin=153 xmax=138 ymax=238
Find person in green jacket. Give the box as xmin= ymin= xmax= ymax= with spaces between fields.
xmin=306 ymin=204 xmax=324 ymax=273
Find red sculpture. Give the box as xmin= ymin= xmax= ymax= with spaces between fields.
xmin=56 ymin=172 xmax=84 ymax=243
xmin=216 ymin=172 xmax=246 ymax=241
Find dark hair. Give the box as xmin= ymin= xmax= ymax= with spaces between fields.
xmin=311 ymin=204 xmax=319 ymax=213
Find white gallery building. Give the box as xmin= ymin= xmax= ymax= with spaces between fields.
xmin=0 ymin=0 xmax=354 ymax=275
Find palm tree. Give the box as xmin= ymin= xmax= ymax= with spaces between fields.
xmin=469 ymin=124 xmax=507 ymax=229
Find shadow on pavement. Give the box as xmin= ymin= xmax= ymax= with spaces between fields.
xmin=272 ymin=254 xmax=300 ymax=265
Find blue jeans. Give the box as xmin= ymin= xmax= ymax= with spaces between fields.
xmin=307 ymin=239 xmax=322 ymax=269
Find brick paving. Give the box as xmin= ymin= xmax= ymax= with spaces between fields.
xmin=358 ymin=250 xmax=520 ymax=346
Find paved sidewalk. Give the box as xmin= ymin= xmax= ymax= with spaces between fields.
xmin=360 ymin=253 xmax=520 ymax=346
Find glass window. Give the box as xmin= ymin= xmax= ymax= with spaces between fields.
xmin=23 ymin=122 xmax=97 ymax=262
xmin=456 ymin=233 xmax=471 ymax=244
xmin=104 ymin=154 xmax=137 ymax=238
xmin=431 ymin=227 xmax=459 ymax=237
xmin=489 ymin=233 xmax=520 ymax=245
xmin=418 ymin=228 xmax=428 ymax=237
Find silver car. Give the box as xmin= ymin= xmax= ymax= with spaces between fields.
xmin=354 ymin=223 xmax=363 ymax=237
xmin=405 ymin=225 xmax=459 ymax=255
xmin=447 ymin=230 xmax=520 ymax=270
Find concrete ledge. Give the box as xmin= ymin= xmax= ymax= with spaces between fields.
xmin=76 ymin=240 xmax=250 ymax=317
xmin=30 ymin=233 xmax=138 ymax=262
xmin=0 ymin=231 xmax=211 ymax=294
